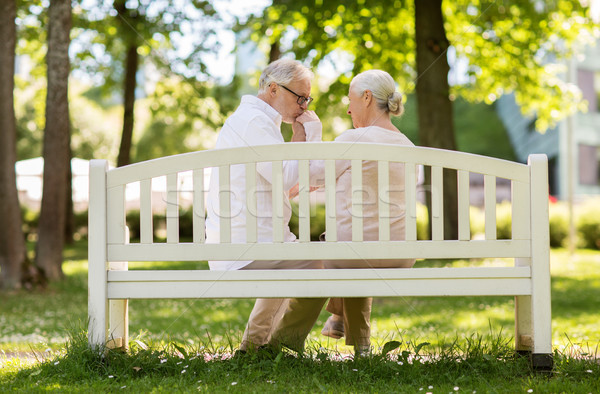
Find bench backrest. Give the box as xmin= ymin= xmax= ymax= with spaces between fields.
xmin=88 ymin=143 xmax=549 ymax=265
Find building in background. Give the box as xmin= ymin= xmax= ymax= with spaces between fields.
xmin=496 ymin=41 xmax=600 ymax=200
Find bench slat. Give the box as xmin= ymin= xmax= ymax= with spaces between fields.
xmin=245 ymin=163 xmax=257 ymax=243
xmin=219 ymin=165 xmax=231 ymax=243
xmin=166 ymin=173 xmax=179 ymax=244
xmin=352 ymin=160 xmax=363 ymax=242
xmin=431 ymin=166 xmax=443 ymax=241
xmin=298 ymin=160 xmax=310 ymax=242
xmin=512 ymin=180 xmax=531 ymax=240
xmin=272 ymin=161 xmax=284 ymax=243
xmin=107 ymin=268 xmax=532 ymax=299
xmin=140 ymin=179 xmax=153 ymax=244
xmin=484 ymin=175 xmax=497 ymax=240
xmin=107 ymin=185 xmax=125 ymax=245
xmin=325 ymin=160 xmax=337 ymax=242
xmin=458 ymin=170 xmax=470 ymax=241
xmin=193 ymin=169 xmax=205 ymax=243
xmin=108 ymin=267 xmax=531 ymax=281
xmin=378 ymin=161 xmax=390 ymax=241
xmin=405 ymin=162 xmax=417 ymax=241
xmin=107 ymin=239 xmax=531 ymax=261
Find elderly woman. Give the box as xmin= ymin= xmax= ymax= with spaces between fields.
xmin=269 ymin=69 xmax=416 ymax=356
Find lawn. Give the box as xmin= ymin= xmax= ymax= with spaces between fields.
xmin=1 ymin=242 xmax=599 ymax=392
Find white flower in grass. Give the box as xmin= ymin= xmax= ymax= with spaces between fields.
xmin=120 ymin=386 xmax=126 ymax=389
xmin=454 ymin=387 xmax=459 ymax=391
xmin=181 ymin=369 xmax=187 ymax=374
xmin=586 ymin=370 xmax=593 ymax=373
xmin=160 ymin=359 xmax=167 ymax=364
xmin=231 ymin=382 xmax=238 ymax=386
xmin=527 ymin=390 xmax=533 ymax=393
xmin=108 ymin=375 xmax=114 ymax=378
xmin=352 ymin=369 xmax=358 ymax=372
xmin=429 ymin=386 xmax=434 ymax=389
xmin=53 ymin=361 xmax=59 ymax=365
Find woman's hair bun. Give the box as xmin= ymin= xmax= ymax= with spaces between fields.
xmin=387 ymin=92 xmax=404 ymax=116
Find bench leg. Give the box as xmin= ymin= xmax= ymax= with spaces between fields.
xmin=88 ymin=291 xmax=107 ymax=351
xmin=515 ymin=295 xmax=533 ymax=353
xmin=108 ymin=299 xmax=129 ymax=351
xmin=88 ymin=263 xmax=107 ymax=351
xmin=107 ymin=261 xmax=129 ymax=351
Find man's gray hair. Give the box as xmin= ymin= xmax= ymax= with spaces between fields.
xmin=350 ymin=70 xmax=404 ymax=116
xmin=258 ymin=58 xmax=314 ymax=94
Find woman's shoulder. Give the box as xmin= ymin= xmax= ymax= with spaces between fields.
xmin=335 ymin=127 xmax=414 ymax=146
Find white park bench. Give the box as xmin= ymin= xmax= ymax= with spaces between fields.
xmin=87 ymin=143 xmax=552 ymax=369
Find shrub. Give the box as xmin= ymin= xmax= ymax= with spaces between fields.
xmin=469 ymin=206 xmax=485 ymax=239
xmin=548 ymin=202 xmax=569 ymax=248
xmin=495 ymin=201 xmax=512 ymax=240
xmin=576 ymin=198 xmax=600 ymax=250
xmin=416 ymin=202 xmax=428 ymax=240
xmin=289 ymin=203 xmax=326 ymax=241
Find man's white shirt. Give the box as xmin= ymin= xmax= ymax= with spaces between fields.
xmin=205 ymin=95 xmax=322 ymax=270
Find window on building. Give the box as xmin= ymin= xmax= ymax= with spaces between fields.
xmin=578 ymin=69 xmax=599 ymax=113
xmin=578 ymin=144 xmax=600 ymax=186
xmin=596 ymin=71 xmax=600 ymax=112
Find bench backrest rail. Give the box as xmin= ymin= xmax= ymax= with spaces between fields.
xmin=93 ymin=143 xmax=539 ymax=262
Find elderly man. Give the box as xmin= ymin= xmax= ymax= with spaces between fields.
xmin=205 ymin=58 xmax=322 ymax=351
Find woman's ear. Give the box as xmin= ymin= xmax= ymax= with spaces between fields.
xmin=364 ymin=90 xmax=373 ymax=106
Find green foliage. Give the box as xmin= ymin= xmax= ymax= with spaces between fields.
xmin=576 ymin=198 xmax=600 ymax=250
xmin=238 ymin=0 xmax=599 ymax=132
xmin=288 ymin=202 xmax=326 ymax=241
xmin=495 ymin=201 xmax=513 ymax=240
xmin=395 ymin=95 xmax=516 ymax=160
xmin=132 ymin=77 xmax=224 ymax=162
xmin=549 ymin=201 xmax=569 ymax=248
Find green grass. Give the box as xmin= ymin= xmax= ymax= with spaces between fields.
xmin=1 ymin=242 xmax=599 ymax=391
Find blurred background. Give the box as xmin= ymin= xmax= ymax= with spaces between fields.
xmin=1 ymin=0 xmax=600 ymax=288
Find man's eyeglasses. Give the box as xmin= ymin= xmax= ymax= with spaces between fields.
xmin=278 ymin=84 xmax=313 ymax=106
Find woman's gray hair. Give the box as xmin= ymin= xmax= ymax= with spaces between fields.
xmin=258 ymin=59 xmax=314 ymax=94
xmin=350 ymin=70 xmax=404 ymax=116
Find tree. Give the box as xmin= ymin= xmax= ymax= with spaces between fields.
xmin=0 ymin=0 xmax=27 ymax=290
xmin=35 ymin=0 xmax=72 ymax=280
xmin=114 ymin=0 xmax=140 ymax=167
xmin=239 ymin=0 xmax=597 ymax=238
xmin=415 ymin=0 xmax=458 ymax=238
xmin=73 ymin=0 xmax=220 ymax=166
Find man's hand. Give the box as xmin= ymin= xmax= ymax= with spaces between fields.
xmin=291 ymin=120 xmax=306 ymax=141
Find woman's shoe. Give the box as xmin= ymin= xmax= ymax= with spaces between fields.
xmin=321 ymin=315 xmax=344 ymax=339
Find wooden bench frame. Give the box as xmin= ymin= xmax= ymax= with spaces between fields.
xmin=87 ymin=143 xmax=552 ymax=368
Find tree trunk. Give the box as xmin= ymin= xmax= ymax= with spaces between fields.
xmin=117 ymin=44 xmax=138 ymax=167
xmin=36 ymin=0 xmax=72 ymax=281
xmin=415 ymin=0 xmax=459 ymax=240
xmin=0 ymin=0 xmax=27 ymax=290
xmin=269 ymin=41 xmax=281 ymax=63
xmin=64 ymin=147 xmax=74 ymax=245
